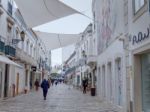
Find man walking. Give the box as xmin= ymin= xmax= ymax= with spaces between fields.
xmin=82 ymin=78 xmax=88 ymax=94
xmin=41 ymin=79 xmax=49 ymax=100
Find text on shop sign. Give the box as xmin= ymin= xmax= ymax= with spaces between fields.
xmin=132 ymin=25 xmax=150 ymax=45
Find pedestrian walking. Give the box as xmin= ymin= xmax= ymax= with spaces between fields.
xmin=41 ymin=79 xmax=50 ymax=100
xmin=82 ymin=78 xmax=88 ymax=94
xmin=48 ymin=79 xmax=51 ymax=88
xmin=51 ymin=79 xmax=54 ymax=86
xmin=30 ymin=81 xmax=32 ymax=89
xmin=34 ymin=79 xmax=39 ymax=91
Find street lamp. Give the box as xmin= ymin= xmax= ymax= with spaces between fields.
xmin=20 ymin=31 xmax=25 ymax=41
xmin=12 ymin=31 xmax=25 ymax=45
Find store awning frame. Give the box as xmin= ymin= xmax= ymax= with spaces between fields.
xmin=0 ymin=55 xmax=23 ymax=68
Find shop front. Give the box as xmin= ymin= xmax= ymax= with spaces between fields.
xmin=133 ymin=51 xmax=150 ymax=112
xmin=130 ymin=23 xmax=150 ymax=112
xmin=141 ymin=53 xmax=150 ymax=112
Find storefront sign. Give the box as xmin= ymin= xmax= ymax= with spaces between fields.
xmin=132 ymin=25 xmax=150 ymax=45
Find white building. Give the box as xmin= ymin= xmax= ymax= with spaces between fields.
xmin=92 ymin=0 xmax=127 ymax=111
xmin=126 ymin=0 xmax=150 ymax=112
xmin=75 ymin=24 xmax=93 ymax=88
xmin=0 ymin=0 xmax=51 ymax=99
xmin=0 ymin=0 xmax=24 ymax=99
xmin=64 ymin=51 xmax=76 ymax=86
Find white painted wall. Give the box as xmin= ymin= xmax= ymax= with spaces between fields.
xmin=97 ymin=39 xmax=126 ymax=111
xmin=93 ymin=0 xmax=127 ymax=111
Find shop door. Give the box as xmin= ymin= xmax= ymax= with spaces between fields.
xmin=141 ymin=53 xmax=150 ymax=112
xmin=16 ymin=73 xmax=19 ymax=95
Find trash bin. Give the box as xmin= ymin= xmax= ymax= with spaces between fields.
xmin=91 ymin=87 xmax=96 ymax=96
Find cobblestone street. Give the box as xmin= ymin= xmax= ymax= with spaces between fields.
xmin=0 ymin=84 xmax=117 ymax=112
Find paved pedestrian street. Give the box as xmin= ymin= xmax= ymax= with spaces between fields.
xmin=0 ymin=84 xmax=117 ymax=112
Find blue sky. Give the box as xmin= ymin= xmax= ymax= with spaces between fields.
xmin=34 ymin=0 xmax=92 ymax=66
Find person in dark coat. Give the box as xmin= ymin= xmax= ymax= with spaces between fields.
xmin=41 ymin=79 xmax=49 ymax=100
xmin=82 ymin=78 xmax=88 ymax=94
xmin=34 ymin=79 xmax=39 ymax=91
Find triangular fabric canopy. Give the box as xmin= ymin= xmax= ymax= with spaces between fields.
xmin=14 ymin=0 xmax=78 ymax=28
xmin=35 ymin=31 xmax=81 ymax=50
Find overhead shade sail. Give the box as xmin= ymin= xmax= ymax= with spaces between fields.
xmin=0 ymin=55 xmax=22 ymax=68
xmin=14 ymin=0 xmax=79 ymax=28
xmin=35 ymin=31 xmax=81 ymax=50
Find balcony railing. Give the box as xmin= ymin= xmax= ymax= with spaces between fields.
xmin=5 ymin=45 xmax=16 ymax=57
xmin=0 ymin=40 xmax=5 ymax=53
xmin=16 ymin=47 xmax=37 ymax=65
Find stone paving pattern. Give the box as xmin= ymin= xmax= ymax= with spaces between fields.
xmin=0 ymin=84 xmax=117 ymax=112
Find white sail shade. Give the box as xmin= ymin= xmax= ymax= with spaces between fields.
xmin=14 ymin=0 xmax=79 ymax=27
xmin=35 ymin=31 xmax=81 ymax=50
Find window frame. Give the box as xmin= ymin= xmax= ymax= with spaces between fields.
xmin=132 ymin=0 xmax=148 ymax=21
xmin=133 ymin=0 xmax=145 ymax=13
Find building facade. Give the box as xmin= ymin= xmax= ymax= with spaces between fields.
xmin=74 ymin=23 xmax=95 ymax=90
xmin=127 ymin=0 xmax=150 ymax=112
xmin=92 ymin=0 xmax=127 ymax=111
xmin=0 ymin=0 xmax=51 ymax=99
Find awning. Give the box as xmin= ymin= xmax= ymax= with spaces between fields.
xmin=0 ymin=55 xmax=22 ymax=68
xmin=35 ymin=31 xmax=81 ymax=50
xmin=14 ymin=0 xmax=79 ymax=28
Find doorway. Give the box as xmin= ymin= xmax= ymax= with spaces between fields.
xmin=115 ymin=58 xmax=122 ymax=106
xmin=16 ymin=73 xmax=19 ymax=95
xmin=141 ymin=53 xmax=150 ymax=112
xmin=4 ymin=64 xmax=9 ymax=98
xmin=0 ymin=68 xmax=2 ymax=97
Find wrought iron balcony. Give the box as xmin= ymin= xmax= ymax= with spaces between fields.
xmin=5 ymin=45 xmax=16 ymax=57
xmin=16 ymin=47 xmax=37 ymax=65
xmin=0 ymin=40 xmax=5 ymax=53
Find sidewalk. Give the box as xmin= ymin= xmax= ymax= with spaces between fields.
xmin=0 ymin=84 xmax=118 ymax=112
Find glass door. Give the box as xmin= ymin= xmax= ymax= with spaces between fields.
xmin=141 ymin=53 xmax=150 ymax=112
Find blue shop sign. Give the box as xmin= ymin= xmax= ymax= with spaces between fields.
xmin=132 ymin=25 xmax=150 ymax=45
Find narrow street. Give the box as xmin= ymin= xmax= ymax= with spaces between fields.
xmin=0 ymin=84 xmax=116 ymax=112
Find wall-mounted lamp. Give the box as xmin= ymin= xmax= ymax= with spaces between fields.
xmin=20 ymin=31 xmax=25 ymax=41
xmin=12 ymin=31 xmax=25 ymax=45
